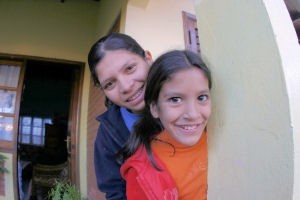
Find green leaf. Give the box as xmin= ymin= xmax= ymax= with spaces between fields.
xmin=0 ymin=154 xmax=9 ymax=173
xmin=48 ymin=181 xmax=86 ymax=200
xmin=0 ymin=166 xmax=9 ymax=173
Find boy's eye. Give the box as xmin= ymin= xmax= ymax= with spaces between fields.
xmin=169 ymin=97 xmax=181 ymax=103
xmin=103 ymin=81 xmax=114 ymax=90
xmin=126 ymin=65 xmax=135 ymax=72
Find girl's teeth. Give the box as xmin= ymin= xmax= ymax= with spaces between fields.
xmin=182 ymin=125 xmax=197 ymax=130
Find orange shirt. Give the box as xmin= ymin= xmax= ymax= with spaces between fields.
xmin=152 ymin=130 xmax=208 ymax=200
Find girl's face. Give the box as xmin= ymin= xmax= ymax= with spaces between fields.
xmin=96 ymin=49 xmax=152 ymax=113
xmin=150 ymin=67 xmax=211 ymax=146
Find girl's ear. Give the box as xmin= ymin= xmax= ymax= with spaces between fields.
xmin=150 ymin=103 xmax=159 ymax=118
xmin=144 ymin=50 xmax=153 ymax=65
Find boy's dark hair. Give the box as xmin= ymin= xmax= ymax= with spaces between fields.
xmin=87 ymin=32 xmax=146 ymax=107
xmin=88 ymin=32 xmax=145 ymax=87
xmin=121 ymin=50 xmax=212 ymax=169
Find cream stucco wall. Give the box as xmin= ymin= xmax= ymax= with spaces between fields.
xmin=0 ymin=1 xmax=98 ymax=61
xmin=94 ymin=0 xmax=122 ymax=38
xmin=122 ymin=0 xmax=195 ymax=59
xmin=264 ymin=2 xmax=300 ymax=199
xmin=195 ymin=0 xmax=300 ymax=199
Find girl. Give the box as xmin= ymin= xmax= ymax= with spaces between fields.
xmin=88 ymin=32 xmax=153 ymax=199
xmin=121 ymin=50 xmax=212 ymax=200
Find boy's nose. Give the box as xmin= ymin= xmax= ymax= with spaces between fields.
xmin=119 ymin=78 xmax=133 ymax=93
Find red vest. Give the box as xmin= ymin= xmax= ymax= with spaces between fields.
xmin=121 ymin=146 xmax=178 ymax=200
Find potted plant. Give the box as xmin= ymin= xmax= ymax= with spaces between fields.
xmin=48 ymin=181 xmax=86 ymax=200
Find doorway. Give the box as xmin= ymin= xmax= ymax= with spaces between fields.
xmin=14 ymin=58 xmax=83 ymax=200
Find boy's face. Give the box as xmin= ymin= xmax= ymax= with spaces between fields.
xmin=96 ymin=49 xmax=152 ymax=113
xmin=150 ymin=67 xmax=211 ymax=146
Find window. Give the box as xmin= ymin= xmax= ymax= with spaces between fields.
xmin=0 ymin=61 xmax=23 ymax=147
xmin=18 ymin=116 xmax=52 ymax=146
xmin=182 ymin=11 xmax=201 ymax=53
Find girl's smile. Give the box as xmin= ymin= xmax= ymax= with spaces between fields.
xmin=176 ymin=123 xmax=202 ymax=134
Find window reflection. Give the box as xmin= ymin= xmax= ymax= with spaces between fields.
xmin=0 ymin=90 xmax=16 ymax=114
xmin=0 ymin=116 xmax=14 ymax=141
xmin=0 ymin=65 xmax=20 ymax=87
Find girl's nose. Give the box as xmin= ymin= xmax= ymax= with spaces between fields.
xmin=183 ymin=101 xmax=201 ymax=120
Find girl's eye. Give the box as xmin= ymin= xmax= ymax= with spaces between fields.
xmin=169 ymin=97 xmax=181 ymax=103
xmin=198 ymin=94 xmax=209 ymax=102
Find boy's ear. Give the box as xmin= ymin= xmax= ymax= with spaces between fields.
xmin=144 ymin=50 xmax=153 ymax=65
xmin=150 ymin=103 xmax=159 ymax=118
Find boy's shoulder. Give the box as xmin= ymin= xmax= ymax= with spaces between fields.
xmin=96 ymin=104 xmax=121 ymax=122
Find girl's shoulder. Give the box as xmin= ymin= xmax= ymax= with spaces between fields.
xmin=121 ymin=146 xmax=179 ymax=200
xmin=121 ymin=146 xmax=149 ymax=173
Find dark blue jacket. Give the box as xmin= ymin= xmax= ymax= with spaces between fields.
xmin=94 ymin=104 xmax=130 ymax=200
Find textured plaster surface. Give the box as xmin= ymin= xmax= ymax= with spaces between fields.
xmin=194 ymin=0 xmax=298 ymax=199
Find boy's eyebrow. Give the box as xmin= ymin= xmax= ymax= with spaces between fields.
xmin=120 ymin=58 xmax=137 ymax=70
xmin=99 ymin=78 xmax=111 ymax=86
xmin=99 ymin=74 xmax=116 ymax=87
xmin=120 ymin=60 xmax=131 ymax=71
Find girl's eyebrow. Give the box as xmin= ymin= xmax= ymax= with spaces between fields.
xmin=162 ymin=91 xmax=181 ymax=97
xmin=199 ymin=89 xmax=210 ymax=93
xmin=163 ymin=89 xmax=210 ymax=96
xmin=161 ymin=90 xmax=210 ymax=100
